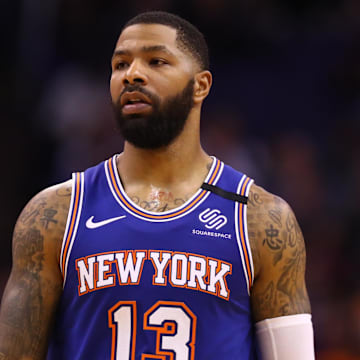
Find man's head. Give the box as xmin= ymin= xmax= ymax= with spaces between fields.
xmin=123 ymin=11 xmax=209 ymax=71
xmin=110 ymin=11 xmax=212 ymax=149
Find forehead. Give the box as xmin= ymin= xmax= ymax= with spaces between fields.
xmin=115 ymin=24 xmax=180 ymax=54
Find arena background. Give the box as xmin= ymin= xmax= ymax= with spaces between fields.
xmin=1 ymin=1 xmax=359 ymax=358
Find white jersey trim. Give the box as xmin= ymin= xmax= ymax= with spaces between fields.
xmin=104 ymin=155 xmax=224 ymax=222
xmin=234 ymin=175 xmax=254 ymax=295
xmin=59 ymin=174 xmax=76 ymax=274
xmin=60 ymin=172 xmax=85 ymax=286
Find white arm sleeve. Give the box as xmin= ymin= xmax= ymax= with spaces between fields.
xmin=255 ymin=314 xmax=315 ymax=360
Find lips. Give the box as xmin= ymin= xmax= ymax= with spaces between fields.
xmin=120 ymin=91 xmax=152 ymax=115
xmin=121 ymin=91 xmax=152 ymax=107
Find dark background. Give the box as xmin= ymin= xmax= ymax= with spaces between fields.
xmin=1 ymin=1 xmax=360 ymax=358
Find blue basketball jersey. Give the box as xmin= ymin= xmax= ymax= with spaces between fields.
xmin=47 ymin=155 xmax=256 ymax=360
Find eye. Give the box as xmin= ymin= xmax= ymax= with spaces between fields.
xmin=149 ymin=58 xmax=168 ymax=66
xmin=114 ymin=61 xmax=129 ymax=70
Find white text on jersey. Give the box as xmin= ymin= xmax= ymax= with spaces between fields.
xmin=75 ymin=250 xmax=232 ymax=300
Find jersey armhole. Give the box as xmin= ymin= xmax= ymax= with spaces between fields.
xmin=59 ymin=172 xmax=85 ymax=286
xmin=234 ymin=175 xmax=255 ymax=295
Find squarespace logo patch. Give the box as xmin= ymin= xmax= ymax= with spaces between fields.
xmin=192 ymin=208 xmax=231 ymax=239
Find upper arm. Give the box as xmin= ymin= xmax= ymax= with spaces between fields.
xmin=247 ymin=184 xmax=311 ymax=323
xmin=0 ymin=181 xmax=72 ymax=359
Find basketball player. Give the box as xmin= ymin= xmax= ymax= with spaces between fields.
xmin=0 ymin=11 xmax=315 ymax=359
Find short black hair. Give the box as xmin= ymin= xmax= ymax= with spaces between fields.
xmin=123 ymin=11 xmax=210 ymax=70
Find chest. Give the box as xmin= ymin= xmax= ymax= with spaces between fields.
xmin=71 ymin=196 xmax=246 ymax=297
xmin=61 ymin=157 xmax=254 ymax=304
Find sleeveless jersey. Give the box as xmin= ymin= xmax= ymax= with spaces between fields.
xmin=47 ymin=155 xmax=256 ymax=360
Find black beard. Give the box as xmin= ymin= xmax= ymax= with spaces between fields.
xmin=112 ymin=79 xmax=194 ymax=149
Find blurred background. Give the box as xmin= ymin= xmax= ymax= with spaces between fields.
xmin=1 ymin=0 xmax=359 ymax=358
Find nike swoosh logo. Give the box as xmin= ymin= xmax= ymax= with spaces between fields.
xmin=86 ymin=215 xmax=126 ymax=229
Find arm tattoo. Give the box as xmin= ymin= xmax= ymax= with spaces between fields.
xmin=55 ymin=185 xmax=72 ymax=197
xmin=268 ymin=209 xmax=282 ymax=228
xmin=14 ymin=228 xmax=44 ymax=275
xmin=249 ymin=185 xmax=311 ymax=321
xmin=0 ymin=226 xmax=45 ymax=357
xmin=0 ymin=185 xmax=68 ymax=358
xmin=255 ymin=281 xmax=275 ymax=316
xmin=276 ymin=212 xmax=307 ymax=311
xmin=286 ymin=211 xmax=301 ymax=248
xmin=263 ymin=224 xmax=286 ymax=265
xmin=19 ymin=198 xmax=46 ymax=227
xmin=40 ymin=208 xmax=58 ymax=229
xmin=248 ymin=190 xmax=263 ymax=207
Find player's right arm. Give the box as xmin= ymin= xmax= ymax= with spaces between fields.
xmin=0 ymin=181 xmax=72 ymax=360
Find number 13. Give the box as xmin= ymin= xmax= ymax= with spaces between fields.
xmin=108 ymin=300 xmax=197 ymax=360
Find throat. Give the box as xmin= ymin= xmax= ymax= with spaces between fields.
xmin=117 ymin=152 xmax=214 ymax=213
xmin=129 ymin=188 xmax=189 ymax=213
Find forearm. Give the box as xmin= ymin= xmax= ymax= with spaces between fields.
xmin=0 ymin=323 xmax=43 ymax=360
xmin=0 ymin=274 xmax=52 ymax=359
xmin=0 ymin=269 xmax=62 ymax=360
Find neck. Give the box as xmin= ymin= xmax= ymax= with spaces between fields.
xmin=117 ymin=108 xmax=211 ymax=188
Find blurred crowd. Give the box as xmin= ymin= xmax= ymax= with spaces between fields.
xmin=1 ymin=0 xmax=360 ymax=358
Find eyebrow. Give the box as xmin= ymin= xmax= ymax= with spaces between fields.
xmin=112 ymin=45 xmax=175 ymax=58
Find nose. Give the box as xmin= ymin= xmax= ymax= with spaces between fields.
xmin=123 ymin=59 xmax=147 ymax=86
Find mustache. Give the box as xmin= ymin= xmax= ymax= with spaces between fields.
xmin=118 ymin=84 xmax=155 ymax=103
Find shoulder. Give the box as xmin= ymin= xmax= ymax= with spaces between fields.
xmin=16 ymin=179 xmax=73 ymax=230
xmin=13 ymin=179 xmax=73 ymax=267
xmin=247 ymin=183 xmax=297 ymax=253
xmin=246 ymin=183 xmax=311 ymax=322
xmin=247 ymin=183 xmax=289 ymax=216
xmin=247 ymin=183 xmax=292 ymax=273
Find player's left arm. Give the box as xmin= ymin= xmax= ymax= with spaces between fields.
xmin=247 ymin=184 xmax=314 ymax=359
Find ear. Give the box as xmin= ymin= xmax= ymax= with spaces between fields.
xmin=193 ymin=70 xmax=212 ymax=104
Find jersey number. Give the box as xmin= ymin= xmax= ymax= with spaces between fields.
xmin=108 ymin=300 xmax=197 ymax=360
